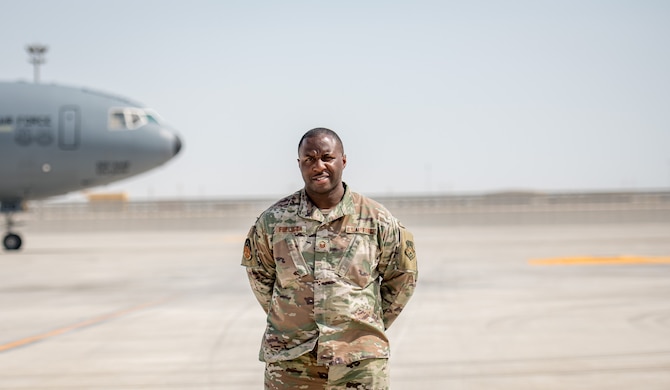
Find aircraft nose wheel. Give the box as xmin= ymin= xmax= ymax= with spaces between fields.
xmin=3 ymin=233 xmax=22 ymax=250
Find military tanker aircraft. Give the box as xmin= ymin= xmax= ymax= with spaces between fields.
xmin=0 ymin=81 xmax=183 ymax=250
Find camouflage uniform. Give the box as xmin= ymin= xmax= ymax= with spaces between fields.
xmin=242 ymin=184 xmax=417 ymax=386
xmin=265 ymin=350 xmax=389 ymax=389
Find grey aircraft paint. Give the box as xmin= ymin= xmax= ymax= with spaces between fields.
xmin=0 ymin=81 xmax=182 ymax=249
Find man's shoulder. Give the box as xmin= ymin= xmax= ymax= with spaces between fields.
xmin=350 ymin=191 xmax=383 ymax=208
xmin=256 ymin=190 xmax=302 ymax=226
xmin=348 ymin=190 xmax=396 ymax=222
xmin=268 ymin=190 xmax=301 ymax=210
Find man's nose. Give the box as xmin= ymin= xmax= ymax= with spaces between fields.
xmin=313 ymin=159 xmax=326 ymax=171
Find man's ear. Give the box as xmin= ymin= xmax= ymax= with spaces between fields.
xmin=342 ymin=154 xmax=347 ymax=168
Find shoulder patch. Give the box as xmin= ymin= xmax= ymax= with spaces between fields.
xmin=404 ymin=239 xmax=416 ymax=260
xmin=396 ymin=228 xmax=418 ymax=272
xmin=243 ymin=238 xmax=252 ymax=261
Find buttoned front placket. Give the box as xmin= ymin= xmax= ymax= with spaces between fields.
xmin=295 ymin=187 xmax=359 ymax=365
xmin=311 ymin=211 xmax=339 ymax=364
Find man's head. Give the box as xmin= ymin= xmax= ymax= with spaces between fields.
xmin=297 ymin=128 xmax=347 ymax=206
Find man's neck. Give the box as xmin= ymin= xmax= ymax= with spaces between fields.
xmin=305 ymin=184 xmax=345 ymax=209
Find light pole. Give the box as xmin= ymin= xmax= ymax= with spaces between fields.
xmin=26 ymin=44 xmax=48 ymax=83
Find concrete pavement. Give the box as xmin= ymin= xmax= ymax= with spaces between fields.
xmin=1 ymin=211 xmax=669 ymax=389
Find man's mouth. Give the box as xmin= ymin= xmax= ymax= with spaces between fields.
xmin=312 ymin=174 xmax=329 ymax=183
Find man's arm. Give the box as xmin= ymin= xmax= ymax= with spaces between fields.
xmin=241 ymin=224 xmax=276 ymax=314
xmin=379 ymin=225 xmax=418 ymax=329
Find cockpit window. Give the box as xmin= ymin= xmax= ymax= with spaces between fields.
xmin=146 ymin=114 xmax=160 ymax=124
xmin=108 ymin=108 xmax=152 ymax=130
xmin=144 ymin=109 xmax=164 ymax=125
xmin=109 ymin=112 xmax=126 ymax=129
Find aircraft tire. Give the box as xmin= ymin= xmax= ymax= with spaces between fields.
xmin=3 ymin=233 xmax=22 ymax=251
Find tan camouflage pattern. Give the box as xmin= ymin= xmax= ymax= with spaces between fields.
xmin=242 ymin=184 xmax=418 ymax=366
xmin=265 ymin=351 xmax=389 ymax=389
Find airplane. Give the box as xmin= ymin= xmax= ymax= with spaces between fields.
xmin=0 ymin=81 xmax=183 ymax=251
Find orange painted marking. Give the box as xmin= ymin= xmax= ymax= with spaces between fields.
xmin=222 ymin=234 xmax=246 ymax=243
xmin=0 ymin=297 xmax=171 ymax=353
xmin=529 ymin=256 xmax=670 ymax=266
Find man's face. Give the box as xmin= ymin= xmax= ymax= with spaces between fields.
xmin=298 ymin=134 xmax=347 ymax=197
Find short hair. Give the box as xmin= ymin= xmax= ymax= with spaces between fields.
xmin=298 ymin=127 xmax=344 ymax=154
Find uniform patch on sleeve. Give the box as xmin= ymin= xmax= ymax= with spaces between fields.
xmin=404 ymin=239 xmax=416 ymax=260
xmin=243 ymin=238 xmax=252 ymax=261
xmin=397 ymin=228 xmax=418 ymax=272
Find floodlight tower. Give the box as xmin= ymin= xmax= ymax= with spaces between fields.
xmin=26 ymin=43 xmax=48 ymax=83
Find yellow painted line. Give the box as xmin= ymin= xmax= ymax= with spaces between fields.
xmin=0 ymin=297 xmax=172 ymax=353
xmin=530 ymin=256 xmax=670 ymax=266
xmin=222 ymin=234 xmax=246 ymax=243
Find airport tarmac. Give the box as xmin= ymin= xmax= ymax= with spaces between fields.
xmin=1 ymin=211 xmax=669 ymax=389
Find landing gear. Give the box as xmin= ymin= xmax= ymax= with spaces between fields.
xmin=3 ymin=233 xmax=21 ymax=250
xmin=2 ymin=206 xmax=23 ymax=251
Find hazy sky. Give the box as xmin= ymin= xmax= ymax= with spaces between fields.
xmin=2 ymin=0 xmax=669 ymax=199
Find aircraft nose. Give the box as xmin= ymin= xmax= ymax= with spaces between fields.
xmin=173 ymin=134 xmax=183 ymax=156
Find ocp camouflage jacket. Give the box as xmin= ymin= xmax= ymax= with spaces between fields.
xmin=242 ymin=184 xmax=418 ymax=366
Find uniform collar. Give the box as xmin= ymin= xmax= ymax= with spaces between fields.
xmin=298 ymin=183 xmax=355 ymax=222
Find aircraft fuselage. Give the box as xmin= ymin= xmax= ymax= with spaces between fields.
xmin=0 ymin=82 xmax=182 ymax=203
xmin=0 ymin=81 xmax=182 ymax=249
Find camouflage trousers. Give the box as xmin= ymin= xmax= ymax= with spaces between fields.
xmin=264 ymin=352 xmax=389 ymax=390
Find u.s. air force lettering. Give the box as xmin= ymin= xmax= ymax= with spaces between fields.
xmin=13 ymin=115 xmax=54 ymax=146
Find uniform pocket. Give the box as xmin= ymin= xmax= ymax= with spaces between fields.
xmin=335 ymin=232 xmax=378 ymax=288
xmin=273 ymin=235 xmax=311 ymax=287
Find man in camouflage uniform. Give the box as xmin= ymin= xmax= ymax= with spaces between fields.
xmin=242 ymin=128 xmax=418 ymax=389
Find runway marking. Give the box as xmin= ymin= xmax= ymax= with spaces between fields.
xmin=0 ymin=297 xmax=172 ymax=353
xmin=529 ymin=256 xmax=670 ymax=266
xmin=222 ymin=234 xmax=246 ymax=243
